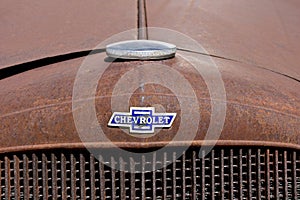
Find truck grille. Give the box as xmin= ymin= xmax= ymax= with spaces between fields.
xmin=0 ymin=147 xmax=299 ymax=199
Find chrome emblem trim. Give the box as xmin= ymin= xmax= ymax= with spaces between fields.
xmin=106 ymin=40 xmax=176 ymax=60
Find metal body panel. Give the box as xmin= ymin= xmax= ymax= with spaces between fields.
xmin=147 ymin=0 xmax=300 ymax=81
xmin=0 ymin=55 xmax=299 ymax=150
xmin=0 ymin=1 xmax=299 ymax=150
xmin=0 ymin=0 xmax=136 ymax=68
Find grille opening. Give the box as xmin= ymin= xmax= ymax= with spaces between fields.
xmin=0 ymin=147 xmax=299 ymax=199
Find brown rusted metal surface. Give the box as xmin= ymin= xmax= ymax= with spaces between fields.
xmin=147 ymin=0 xmax=300 ymax=81
xmin=0 ymin=0 xmax=136 ymax=68
xmin=0 ymin=0 xmax=299 ymax=152
xmin=0 ymin=54 xmax=299 ymax=150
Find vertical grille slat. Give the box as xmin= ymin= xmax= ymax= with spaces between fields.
xmin=80 ymin=154 xmax=86 ymax=199
xmin=257 ymin=149 xmax=262 ymax=200
xmin=229 ymin=149 xmax=234 ymax=199
xmin=141 ymin=155 xmax=146 ymax=200
xmin=22 ymin=154 xmax=29 ymax=199
xmin=211 ymin=150 xmax=215 ymax=200
xmin=4 ymin=157 xmax=10 ymax=199
xmin=119 ymin=157 xmax=126 ymax=200
xmin=60 ymin=153 xmax=67 ymax=199
xmin=152 ymin=153 xmax=156 ymax=200
xmin=293 ymin=151 xmax=298 ymax=199
xmin=70 ymin=153 xmax=77 ymax=200
xmin=32 ymin=153 xmax=39 ymax=199
xmin=275 ymin=150 xmax=280 ymax=200
xmin=238 ymin=149 xmax=243 ymax=199
xmin=0 ymin=158 xmax=2 ymax=199
xmin=51 ymin=153 xmax=58 ymax=199
xmin=0 ymin=147 xmax=299 ymax=199
xmin=182 ymin=152 xmax=186 ymax=200
xmin=42 ymin=153 xmax=48 ymax=199
xmin=220 ymin=149 xmax=225 ymax=200
xmin=283 ymin=150 xmax=288 ymax=199
xmin=98 ymin=155 xmax=105 ymax=200
xmin=90 ymin=154 xmax=96 ymax=200
xmin=266 ymin=149 xmax=271 ymax=200
xmin=162 ymin=152 xmax=167 ymax=200
xmin=201 ymin=150 xmax=205 ymax=200
xmin=248 ymin=149 xmax=253 ymax=199
xmin=130 ymin=157 xmax=135 ymax=200
xmin=192 ymin=150 xmax=197 ymax=200
xmin=13 ymin=155 xmax=20 ymax=199
xmin=172 ymin=152 xmax=176 ymax=200
xmin=110 ymin=157 xmax=116 ymax=200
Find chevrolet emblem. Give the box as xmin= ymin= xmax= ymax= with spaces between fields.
xmin=108 ymin=107 xmax=177 ymax=134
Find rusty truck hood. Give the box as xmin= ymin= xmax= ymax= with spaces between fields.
xmin=0 ymin=0 xmax=299 ymax=152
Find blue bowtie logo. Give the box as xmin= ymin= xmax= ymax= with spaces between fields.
xmin=108 ymin=107 xmax=177 ymax=134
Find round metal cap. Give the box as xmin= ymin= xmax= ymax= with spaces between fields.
xmin=106 ymin=40 xmax=176 ymax=60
